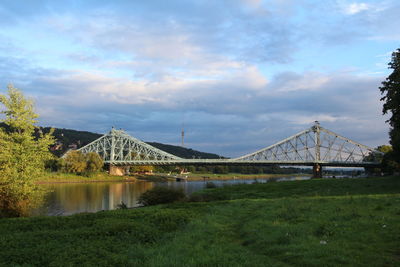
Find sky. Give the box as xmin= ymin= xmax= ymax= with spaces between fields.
xmin=0 ymin=0 xmax=399 ymax=157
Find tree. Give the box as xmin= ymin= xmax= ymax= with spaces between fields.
xmin=130 ymin=165 xmax=154 ymax=173
xmin=86 ymin=152 xmax=103 ymax=172
xmin=377 ymin=145 xmax=400 ymax=174
xmin=380 ymin=48 xmax=400 ymax=169
xmin=62 ymin=151 xmax=103 ymax=174
xmin=364 ymin=145 xmax=394 ymax=175
xmin=0 ymin=85 xmax=54 ymax=217
xmin=63 ymin=150 xmax=87 ymax=173
xmin=214 ymin=165 xmax=228 ymax=174
xmin=376 ymin=145 xmax=393 ymax=154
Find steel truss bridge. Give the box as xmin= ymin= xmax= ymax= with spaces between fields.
xmin=78 ymin=122 xmax=382 ymax=177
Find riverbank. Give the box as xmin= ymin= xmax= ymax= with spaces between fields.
xmin=138 ymin=172 xmax=310 ymax=182
xmin=1 ymin=176 xmax=399 ymax=266
xmin=36 ymin=172 xmax=136 ymax=184
xmin=36 ymin=172 xmax=309 ymax=184
xmin=184 ymin=172 xmax=309 ymax=181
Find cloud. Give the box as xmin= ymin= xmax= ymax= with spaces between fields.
xmin=342 ymin=2 xmax=371 ymax=15
xmin=1 ymin=54 xmax=387 ymax=156
xmin=334 ymin=0 xmax=400 ymax=41
xmin=0 ymin=0 xmax=395 ymax=157
xmin=37 ymin=1 xmax=300 ymax=66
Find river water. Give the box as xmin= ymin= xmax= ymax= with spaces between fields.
xmin=35 ymin=176 xmax=310 ymax=216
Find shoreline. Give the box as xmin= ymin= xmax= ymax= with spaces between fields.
xmin=36 ymin=177 xmax=137 ymax=184
xmin=184 ymin=173 xmax=309 ymax=181
xmin=35 ymin=173 xmax=311 ymax=184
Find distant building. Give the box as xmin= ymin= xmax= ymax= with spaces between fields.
xmin=50 ymin=141 xmax=63 ymax=151
xmin=68 ymin=143 xmax=78 ymax=150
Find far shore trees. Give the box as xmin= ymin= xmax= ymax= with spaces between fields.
xmin=62 ymin=150 xmax=103 ymax=174
xmin=364 ymin=145 xmax=393 ymax=174
xmin=0 ymin=85 xmax=54 ymax=217
xmin=380 ymin=48 xmax=400 ymax=173
xmin=130 ymin=165 xmax=154 ymax=174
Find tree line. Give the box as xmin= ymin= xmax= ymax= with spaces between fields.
xmin=379 ymin=48 xmax=400 ymax=174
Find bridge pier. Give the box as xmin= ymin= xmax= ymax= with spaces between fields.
xmin=313 ymin=164 xmax=322 ymax=178
xmin=109 ymin=165 xmax=129 ymax=176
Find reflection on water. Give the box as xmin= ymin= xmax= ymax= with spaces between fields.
xmin=37 ymin=181 xmax=154 ymax=216
xmin=36 ymin=176 xmax=310 ymax=216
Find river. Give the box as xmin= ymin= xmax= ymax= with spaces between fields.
xmin=35 ymin=176 xmax=310 ymax=216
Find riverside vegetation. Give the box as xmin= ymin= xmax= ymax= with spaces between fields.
xmin=0 ymin=175 xmax=399 ymax=266
xmin=0 ymin=86 xmax=54 ymax=217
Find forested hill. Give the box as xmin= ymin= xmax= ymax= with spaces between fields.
xmin=147 ymin=142 xmax=223 ymax=159
xmin=38 ymin=126 xmax=223 ymax=159
xmin=42 ymin=127 xmax=102 ymax=148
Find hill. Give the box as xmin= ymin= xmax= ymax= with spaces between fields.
xmin=147 ymin=142 xmax=222 ymax=159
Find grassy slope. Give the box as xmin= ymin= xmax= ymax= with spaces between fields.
xmin=1 ymin=176 xmax=399 ymax=266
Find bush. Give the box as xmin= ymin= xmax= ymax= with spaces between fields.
xmin=62 ymin=151 xmax=103 ymax=174
xmin=116 ymin=201 xmax=128 ymax=209
xmin=0 ymin=185 xmax=47 ymax=217
xmin=63 ymin=150 xmax=87 ymax=173
xmin=45 ymin=157 xmax=63 ymax=172
xmin=205 ymin=181 xmax=217 ymax=188
xmin=138 ymin=187 xmax=186 ymax=206
xmin=130 ymin=165 xmax=154 ymax=173
xmin=85 ymin=152 xmax=103 ymax=172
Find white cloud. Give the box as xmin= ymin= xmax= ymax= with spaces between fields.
xmin=271 ymin=72 xmax=330 ymax=92
xmin=342 ymin=2 xmax=371 ymax=15
xmin=287 ymin=114 xmax=346 ymax=125
xmin=0 ymin=0 xmax=395 ymax=156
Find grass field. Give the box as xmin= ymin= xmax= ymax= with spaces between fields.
xmin=1 ymin=176 xmax=399 ymax=266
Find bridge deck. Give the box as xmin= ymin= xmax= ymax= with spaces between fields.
xmin=105 ymin=159 xmax=379 ymax=168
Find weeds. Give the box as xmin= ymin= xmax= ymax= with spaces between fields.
xmin=138 ymin=187 xmax=186 ymax=206
xmin=205 ymin=181 xmax=217 ymax=188
xmin=116 ymin=201 xmax=128 ymax=209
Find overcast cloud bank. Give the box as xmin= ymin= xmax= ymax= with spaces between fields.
xmin=0 ymin=0 xmax=399 ymax=156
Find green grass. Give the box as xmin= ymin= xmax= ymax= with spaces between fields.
xmin=189 ymin=175 xmax=400 ymax=201
xmin=1 ymin=176 xmax=399 ymax=266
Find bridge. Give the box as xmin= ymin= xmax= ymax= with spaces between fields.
xmin=77 ymin=122 xmax=382 ymax=177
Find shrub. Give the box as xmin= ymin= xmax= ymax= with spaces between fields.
xmin=130 ymin=165 xmax=154 ymax=173
xmin=62 ymin=151 xmax=103 ymax=174
xmin=63 ymin=150 xmax=87 ymax=173
xmin=85 ymin=152 xmax=103 ymax=172
xmin=138 ymin=187 xmax=185 ymax=206
xmin=116 ymin=201 xmax=128 ymax=209
xmin=45 ymin=157 xmax=63 ymax=172
xmin=0 ymin=185 xmax=47 ymax=217
xmin=205 ymin=181 xmax=217 ymax=188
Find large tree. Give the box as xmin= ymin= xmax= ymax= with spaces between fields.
xmin=380 ymin=48 xmax=400 ymax=167
xmin=0 ymin=85 xmax=54 ymax=217
xmin=62 ymin=151 xmax=103 ymax=174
